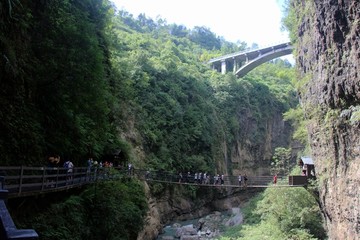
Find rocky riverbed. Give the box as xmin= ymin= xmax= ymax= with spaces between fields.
xmin=157 ymin=208 xmax=243 ymax=240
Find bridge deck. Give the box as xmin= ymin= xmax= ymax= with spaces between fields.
xmin=0 ymin=166 xmax=308 ymax=240
xmin=146 ymin=179 xmax=302 ymax=188
xmin=0 ymin=166 xmax=306 ymax=198
xmin=208 ymin=42 xmax=292 ymax=64
xmin=207 ymin=42 xmax=293 ymax=77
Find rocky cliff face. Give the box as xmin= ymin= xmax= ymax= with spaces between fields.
xmin=137 ymin=183 xmax=259 ymax=240
xmin=294 ymin=1 xmax=360 ymax=239
xmin=229 ymin=110 xmax=293 ymax=176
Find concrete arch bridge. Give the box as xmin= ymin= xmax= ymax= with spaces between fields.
xmin=208 ymin=42 xmax=293 ymax=77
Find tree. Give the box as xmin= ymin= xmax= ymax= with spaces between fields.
xmin=189 ymin=26 xmax=221 ymax=50
xmin=283 ymin=106 xmax=308 ymax=147
xmin=271 ymin=147 xmax=292 ymax=175
xmin=169 ymin=24 xmax=188 ymax=38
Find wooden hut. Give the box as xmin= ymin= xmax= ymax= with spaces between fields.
xmin=289 ymin=156 xmax=316 ymax=186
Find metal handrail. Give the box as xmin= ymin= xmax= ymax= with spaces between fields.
xmin=0 ymin=166 xmax=303 ymax=198
xmin=0 ymin=166 xmax=306 ymax=240
xmin=0 ymin=166 xmax=128 ymax=198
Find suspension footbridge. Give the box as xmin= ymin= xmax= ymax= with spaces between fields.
xmin=0 ymin=166 xmax=309 ymax=239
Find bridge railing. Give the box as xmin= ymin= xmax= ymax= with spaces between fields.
xmin=0 ymin=166 xmax=303 ymax=240
xmin=137 ymin=169 xmax=286 ymax=187
xmin=208 ymin=42 xmax=292 ymax=63
xmin=1 ymin=166 xmax=84 ymax=196
xmin=0 ymin=166 xmax=297 ymax=198
xmin=0 ymin=166 xmax=131 ymax=198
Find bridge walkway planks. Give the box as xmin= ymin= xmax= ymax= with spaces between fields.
xmin=0 ymin=166 xmax=306 ymax=198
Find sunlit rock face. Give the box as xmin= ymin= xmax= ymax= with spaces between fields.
xmin=228 ymin=111 xmax=292 ymax=176
xmin=137 ymin=183 xmax=259 ymax=240
xmin=294 ymin=1 xmax=360 ymax=239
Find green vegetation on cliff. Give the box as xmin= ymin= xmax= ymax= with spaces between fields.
xmin=1 ymin=1 xmax=304 ymax=239
xmin=16 ymin=178 xmax=147 ymax=240
xmin=1 ymin=0 xmax=118 ymax=164
xmin=0 ymin=0 xmax=296 ymax=172
xmin=221 ymin=176 xmax=326 ymax=239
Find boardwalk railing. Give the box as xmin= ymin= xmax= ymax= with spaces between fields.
xmin=0 ymin=166 xmax=305 ymax=198
xmin=0 ymin=166 xmax=307 ymax=240
xmin=144 ymin=171 xmax=289 ymax=188
xmin=0 ymin=166 xmax=132 ymax=198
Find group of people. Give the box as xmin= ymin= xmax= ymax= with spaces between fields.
xmin=178 ymin=172 xmax=222 ymax=185
xmin=47 ymin=155 xmax=74 ymax=171
xmin=44 ymin=155 xmax=121 ymax=187
xmin=46 ymin=155 xmax=74 ymax=186
xmin=47 ymin=155 xmax=117 ymax=182
xmin=86 ymin=157 xmax=115 ymax=179
xmin=238 ymin=174 xmax=248 ymax=188
xmin=177 ymin=172 xmax=250 ymax=187
xmin=87 ymin=157 xmax=113 ymax=169
xmin=213 ymin=174 xmax=225 ymax=185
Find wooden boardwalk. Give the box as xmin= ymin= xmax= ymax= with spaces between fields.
xmin=0 ymin=166 xmax=307 ymax=240
xmin=0 ymin=166 xmax=306 ymax=198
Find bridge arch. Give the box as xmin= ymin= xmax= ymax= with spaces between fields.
xmin=208 ymin=42 xmax=293 ymax=77
xmin=235 ymin=45 xmax=293 ymax=77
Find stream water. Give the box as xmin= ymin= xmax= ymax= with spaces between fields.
xmin=156 ymin=218 xmax=199 ymax=239
xmin=156 ymin=208 xmax=243 ymax=239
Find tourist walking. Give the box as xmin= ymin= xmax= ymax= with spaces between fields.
xmin=178 ymin=172 xmax=183 ymax=183
xmin=273 ymin=173 xmax=278 ymax=185
xmin=128 ymin=163 xmax=133 ymax=175
xmin=244 ymin=174 xmax=248 ymax=188
xmin=214 ymin=175 xmax=218 ymax=185
xmin=46 ymin=155 xmax=60 ymax=187
xmin=63 ymin=160 xmax=74 ymax=181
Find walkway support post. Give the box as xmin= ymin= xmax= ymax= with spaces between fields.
xmin=18 ymin=166 xmax=24 ymax=195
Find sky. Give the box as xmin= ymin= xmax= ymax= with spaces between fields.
xmin=111 ymin=0 xmax=290 ymax=47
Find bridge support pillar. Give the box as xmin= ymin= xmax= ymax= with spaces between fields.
xmin=221 ymin=60 xmax=226 ymax=74
xmin=233 ymin=58 xmax=237 ymax=73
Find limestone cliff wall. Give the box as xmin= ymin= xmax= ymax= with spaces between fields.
xmin=294 ymin=1 xmax=360 ymax=239
xmin=229 ymin=110 xmax=293 ymax=176
xmin=137 ymin=183 xmax=259 ymax=240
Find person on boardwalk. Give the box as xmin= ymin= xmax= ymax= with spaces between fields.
xmin=302 ymin=164 xmax=308 ymax=176
xmin=214 ymin=174 xmax=218 ymax=185
xmin=273 ymin=173 xmax=278 ymax=185
xmin=87 ymin=157 xmax=93 ymax=175
xmin=238 ymin=174 xmax=242 ymax=187
xmin=298 ymin=158 xmax=304 ymax=169
xmin=243 ymin=174 xmax=248 ymax=188
xmin=128 ymin=163 xmax=133 ymax=175
xmin=47 ymin=155 xmax=60 ymax=187
xmin=145 ymin=170 xmax=150 ymax=180
xmin=63 ymin=160 xmax=74 ymax=181
xmin=186 ymin=172 xmax=191 ymax=183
